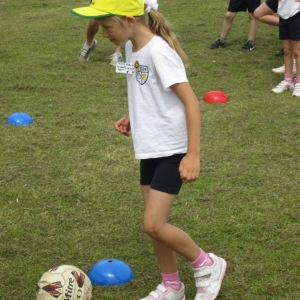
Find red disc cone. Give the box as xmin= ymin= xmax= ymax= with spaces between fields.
xmin=203 ymin=91 xmax=228 ymax=104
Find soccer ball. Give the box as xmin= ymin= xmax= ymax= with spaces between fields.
xmin=36 ymin=265 xmax=93 ymax=300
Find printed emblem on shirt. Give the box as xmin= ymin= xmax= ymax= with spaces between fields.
xmin=134 ymin=60 xmax=140 ymax=71
xmin=136 ymin=65 xmax=149 ymax=85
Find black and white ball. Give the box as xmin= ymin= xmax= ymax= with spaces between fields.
xmin=36 ymin=265 xmax=93 ymax=300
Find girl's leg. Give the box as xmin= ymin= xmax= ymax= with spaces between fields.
xmin=272 ymin=40 xmax=294 ymax=93
xmin=142 ymin=186 xmax=226 ymax=300
xmin=254 ymin=2 xmax=278 ymax=26
xmin=292 ymin=40 xmax=300 ymax=96
xmin=283 ymin=40 xmax=294 ymax=74
xmin=292 ymin=40 xmax=300 ymax=77
xmin=142 ymin=186 xmax=201 ymax=267
xmin=140 ymin=186 xmax=185 ymax=299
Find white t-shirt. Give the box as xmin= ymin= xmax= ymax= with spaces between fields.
xmin=125 ymin=36 xmax=188 ymax=159
xmin=278 ymin=0 xmax=300 ymax=19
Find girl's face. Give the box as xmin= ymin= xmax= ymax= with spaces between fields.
xmin=96 ymin=17 xmax=130 ymax=46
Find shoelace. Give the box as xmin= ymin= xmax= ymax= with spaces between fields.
xmin=109 ymin=53 xmax=122 ymax=60
xmin=80 ymin=45 xmax=90 ymax=56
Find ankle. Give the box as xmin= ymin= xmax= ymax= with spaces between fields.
xmin=190 ymin=249 xmax=213 ymax=268
xmin=284 ymin=74 xmax=293 ymax=84
xmin=162 ymin=271 xmax=182 ymax=291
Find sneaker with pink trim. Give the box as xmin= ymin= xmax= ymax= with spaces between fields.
xmin=272 ymin=80 xmax=295 ymax=93
xmin=272 ymin=64 xmax=296 ymax=74
xmin=139 ymin=282 xmax=185 ymax=300
xmin=292 ymin=83 xmax=300 ymax=97
xmin=193 ymin=253 xmax=226 ymax=300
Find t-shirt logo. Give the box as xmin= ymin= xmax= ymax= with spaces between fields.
xmin=136 ymin=65 xmax=149 ymax=85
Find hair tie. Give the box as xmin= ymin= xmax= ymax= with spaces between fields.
xmin=144 ymin=0 xmax=158 ymax=13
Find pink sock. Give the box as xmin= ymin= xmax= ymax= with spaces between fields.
xmin=189 ymin=249 xmax=213 ymax=268
xmin=162 ymin=271 xmax=181 ymax=291
xmin=296 ymin=76 xmax=300 ymax=84
xmin=284 ymin=74 xmax=293 ymax=84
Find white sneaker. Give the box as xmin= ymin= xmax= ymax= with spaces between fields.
xmin=139 ymin=282 xmax=185 ymax=300
xmin=193 ymin=253 xmax=226 ymax=300
xmin=272 ymin=64 xmax=296 ymax=74
xmin=78 ymin=39 xmax=97 ymax=61
xmin=109 ymin=52 xmax=123 ymax=66
xmin=292 ymin=83 xmax=300 ymax=97
xmin=272 ymin=80 xmax=295 ymax=93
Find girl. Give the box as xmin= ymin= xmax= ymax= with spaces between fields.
xmin=254 ymin=0 xmax=296 ymax=75
xmin=71 ymin=1 xmax=227 ymax=299
xmin=255 ymin=0 xmax=300 ymax=96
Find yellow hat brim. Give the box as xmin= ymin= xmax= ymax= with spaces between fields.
xmin=71 ymin=7 xmax=113 ymax=19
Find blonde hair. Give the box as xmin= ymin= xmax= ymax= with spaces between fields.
xmin=112 ymin=10 xmax=189 ymax=67
xmin=146 ymin=9 xmax=189 ymax=67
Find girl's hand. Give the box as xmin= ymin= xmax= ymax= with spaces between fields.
xmin=115 ymin=115 xmax=131 ymax=136
xmin=179 ymin=153 xmax=200 ymax=183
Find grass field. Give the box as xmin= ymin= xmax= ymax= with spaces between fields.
xmin=1 ymin=0 xmax=300 ymax=299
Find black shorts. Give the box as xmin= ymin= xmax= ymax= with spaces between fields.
xmin=265 ymin=0 xmax=278 ymax=13
xmin=140 ymin=154 xmax=185 ymax=195
xmin=228 ymin=0 xmax=261 ymax=13
xmin=279 ymin=12 xmax=300 ymax=41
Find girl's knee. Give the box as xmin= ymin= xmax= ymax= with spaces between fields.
xmin=293 ymin=46 xmax=300 ymax=58
xmin=143 ymin=219 xmax=162 ymax=239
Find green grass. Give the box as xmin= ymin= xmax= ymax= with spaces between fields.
xmin=1 ymin=0 xmax=300 ymax=299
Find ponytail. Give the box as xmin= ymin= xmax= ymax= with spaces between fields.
xmin=147 ymin=10 xmax=189 ymax=67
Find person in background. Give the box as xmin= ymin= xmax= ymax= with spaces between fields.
xmin=254 ymin=0 xmax=296 ymax=74
xmin=71 ymin=0 xmax=227 ymax=299
xmin=255 ymin=0 xmax=300 ymax=95
xmin=208 ymin=0 xmax=261 ymax=51
xmin=78 ymin=17 xmax=123 ymax=66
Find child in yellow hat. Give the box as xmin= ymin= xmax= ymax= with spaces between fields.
xmin=71 ymin=1 xmax=227 ymax=299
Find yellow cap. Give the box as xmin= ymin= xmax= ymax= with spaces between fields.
xmin=71 ymin=0 xmax=145 ymax=18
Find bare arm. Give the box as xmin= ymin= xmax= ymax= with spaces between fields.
xmin=171 ymin=82 xmax=200 ymax=183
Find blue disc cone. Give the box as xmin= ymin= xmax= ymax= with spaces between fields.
xmin=6 ymin=112 xmax=33 ymax=126
xmin=88 ymin=259 xmax=134 ymax=286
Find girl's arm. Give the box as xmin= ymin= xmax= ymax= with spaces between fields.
xmin=171 ymin=82 xmax=201 ymax=183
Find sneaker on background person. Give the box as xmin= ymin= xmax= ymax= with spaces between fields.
xmin=139 ymin=282 xmax=185 ymax=300
xmin=208 ymin=39 xmax=227 ymax=49
xmin=109 ymin=52 xmax=123 ymax=66
xmin=239 ymin=40 xmax=255 ymax=51
xmin=78 ymin=39 xmax=97 ymax=61
xmin=272 ymin=80 xmax=295 ymax=93
xmin=193 ymin=253 xmax=227 ymax=300
xmin=272 ymin=64 xmax=296 ymax=74
xmin=275 ymin=48 xmax=284 ymax=56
